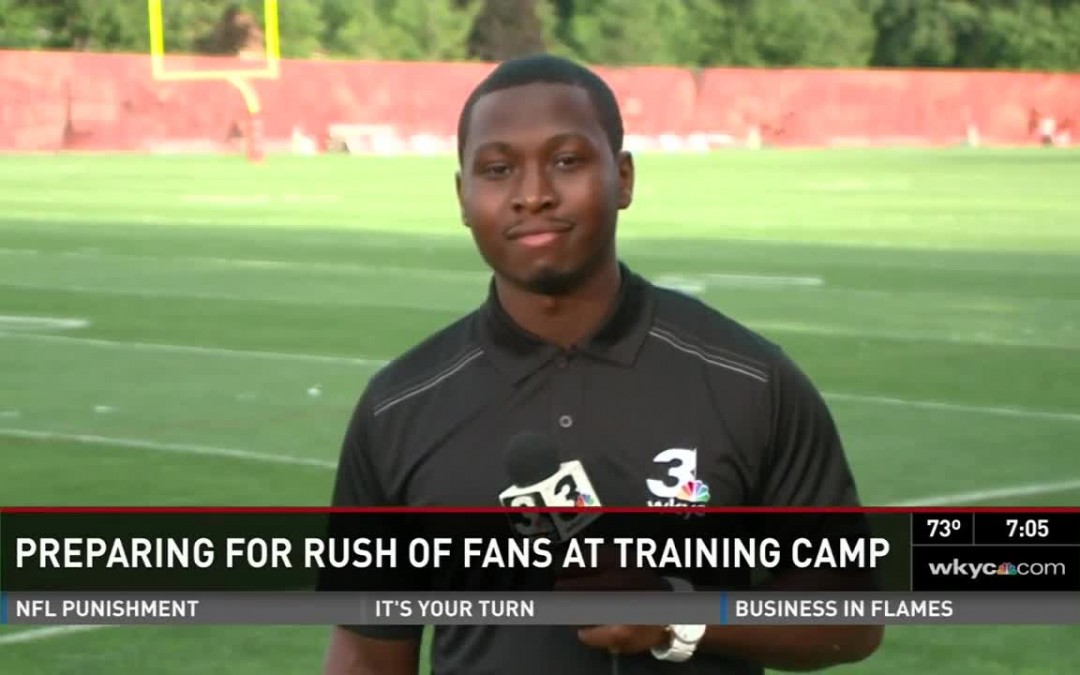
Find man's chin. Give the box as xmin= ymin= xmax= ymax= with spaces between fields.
xmin=520 ymin=267 xmax=584 ymax=296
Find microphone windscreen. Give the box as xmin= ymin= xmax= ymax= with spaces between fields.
xmin=504 ymin=431 xmax=560 ymax=487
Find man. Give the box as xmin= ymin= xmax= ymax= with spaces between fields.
xmin=325 ymin=54 xmax=882 ymax=674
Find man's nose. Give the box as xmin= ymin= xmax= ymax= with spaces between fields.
xmin=511 ymin=165 xmax=557 ymax=213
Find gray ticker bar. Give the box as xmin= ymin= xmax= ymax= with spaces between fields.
xmin=4 ymin=592 xmax=1077 ymax=626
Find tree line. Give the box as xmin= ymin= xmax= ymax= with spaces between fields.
xmin=1 ymin=0 xmax=1079 ymax=72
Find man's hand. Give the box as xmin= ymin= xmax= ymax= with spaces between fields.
xmin=576 ymin=625 xmax=669 ymax=654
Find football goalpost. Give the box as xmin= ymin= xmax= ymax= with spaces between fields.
xmin=146 ymin=0 xmax=281 ymax=162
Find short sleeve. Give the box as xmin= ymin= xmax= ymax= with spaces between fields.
xmin=757 ymin=353 xmax=860 ymax=507
xmin=327 ymin=394 xmax=424 ymax=641
xmin=751 ymin=353 xmax=877 ymax=590
xmin=331 ymin=397 xmax=390 ymax=508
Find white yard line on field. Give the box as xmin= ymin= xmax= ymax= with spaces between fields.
xmin=0 ymin=315 xmax=88 ymax=331
xmin=890 ymin=479 xmax=1080 ymax=507
xmin=824 ymin=392 xmax=1080 ymax=424
xmin=0 ymin=332 xmax=385 ymax=367
xmin=0 ymin=429 xmax=336 ymax=469
xmin=0 ymin=625 xmax=109 ymax=645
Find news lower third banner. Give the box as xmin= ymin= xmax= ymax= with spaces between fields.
xmin=3 ymin=592 xmax=1077 ymax=626
xmin=2 ymin=508 xmax=1078 ymax=626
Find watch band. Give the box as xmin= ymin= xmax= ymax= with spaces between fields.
xmin=652 ymin=577 xmax=705 ymax=661
xmin=650 ymin=632 xmax=698 ymax=662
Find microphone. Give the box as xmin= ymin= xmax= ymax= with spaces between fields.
xmin=499 ymin=433 xmax=621 ymax=675
xmin=498 ymin=431 xmax=602 ymax=541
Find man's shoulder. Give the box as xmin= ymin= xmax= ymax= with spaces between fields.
xmin=362 ymin=310 xmax=485 ymax=415
xmin=647 ymin=282 xmax=787 ymax=383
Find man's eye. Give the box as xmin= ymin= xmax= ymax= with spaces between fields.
xmin=480 ymin=163 xmax=511 ymax=177
xmin=554 ymin=154 xmax=580 ymax=169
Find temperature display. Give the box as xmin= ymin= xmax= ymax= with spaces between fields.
xmin=912 ymin=513 xmax=973 ymax=545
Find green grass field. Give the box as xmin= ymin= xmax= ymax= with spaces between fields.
xmin=1 ymin=149 xmax=1078 ymax=674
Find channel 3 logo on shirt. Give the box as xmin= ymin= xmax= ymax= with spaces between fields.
xmin=646 ymin=448 xmax=711 ymax=507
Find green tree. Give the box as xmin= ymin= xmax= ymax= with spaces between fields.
xmin=0 ymin=0 xmax=1078 ymax=70
xmin=161 ymin=0 xmax=234 ymax=54
xmin=566 ymin=0 xmax=696 ymax=66
xmin=321 ymin=0 xmax=400 ymax=59
xmin=977 ymin=0 xmax=1080 ymax=71
xmin=275 ymin=0 xmax=323 ymax=58
xmin=468 ymin=0 xmax=546 ymax=61
xmin=383 ymin=0 xmax=481 ymax=61
xmin=869 ymin=0 xmax=981 ymax=67
xmin=748 ymin=0 xmax=878 ymax=67
xmin=28 ymin=0 xmax=148 ymax=52
xmin=0 ymin=0 xmax=45 ymax=49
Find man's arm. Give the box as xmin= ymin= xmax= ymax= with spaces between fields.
xmin=322 ymin=396 xmax=426 ymax=675
xmin=579 ymin=351 xmax=884 ymax=669
xmin=323 ymin=628 xmax=420 ymax=675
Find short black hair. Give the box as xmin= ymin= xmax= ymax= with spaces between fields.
xmin=456 ymin=54 xmax=624 ymax=163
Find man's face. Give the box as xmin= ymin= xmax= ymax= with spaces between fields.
xmin=457 ymin=83 xmax=633 ymax=296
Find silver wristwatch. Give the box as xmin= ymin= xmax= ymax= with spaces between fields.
xmin=651 ymin=623 xmax=707 ymax=662
xmin=651 ymin=577 xmax=706 ymax=662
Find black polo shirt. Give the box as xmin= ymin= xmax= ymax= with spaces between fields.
xmin=332 ymin=263 xmax=861 ymax=675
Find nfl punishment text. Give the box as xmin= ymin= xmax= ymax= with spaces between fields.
xmin=15 ymin=535 xmax=891 ymax=570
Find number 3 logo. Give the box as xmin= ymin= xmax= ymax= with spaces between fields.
xmin=646 ymin=448 xmax=697 ymax=498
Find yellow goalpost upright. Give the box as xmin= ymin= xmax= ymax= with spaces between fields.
xmin=146 ymin=0 xmax=282 ymax=162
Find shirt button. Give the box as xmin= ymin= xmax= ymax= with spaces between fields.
xmin=558 ymin=414 xmax=573 ymax=429
xmin=556 ymin=356 xmax=569 ymax=368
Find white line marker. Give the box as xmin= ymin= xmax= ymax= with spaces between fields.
xmin=0 ymin=332 xmax=385 ymax=367
xmin=0 ymin=625 xmax=109 ymax=646
xmin=890 ymin=479 xmax=1080 ymax=507
xmin=0 ymin=429 xmax=336 ymax=469
xmin=0 ymin=315 xmax=88 ymax=331
xmin=0 ymin=281 xmax=459 ymax=312
xmin=824 ymin=392 xmax=1080 ymax=424
xmin=705 ymin=273 xmax=823 ymax=287
xmin=654 ymin=273 xmax=823 ymax=292
xmin=754 ymin=321 xmax=1079 ymax=352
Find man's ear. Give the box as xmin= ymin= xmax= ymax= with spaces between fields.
xmin=455 ymin=171 xmax=468 ymax=228
xmin=617 ymin=151 xmax=634 ymax=210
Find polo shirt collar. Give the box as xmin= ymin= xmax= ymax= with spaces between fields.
xmin=478 ymin=263 xmax=654 ymax=382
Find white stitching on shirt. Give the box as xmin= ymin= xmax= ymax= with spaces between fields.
xmin=647 ymin=328 xmax=769 ymax=383
xmin=372 ymin=348 xmax=485 ymax=417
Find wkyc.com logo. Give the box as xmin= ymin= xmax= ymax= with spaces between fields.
xmin=928 ymin=560 xmax=1067 ymax=580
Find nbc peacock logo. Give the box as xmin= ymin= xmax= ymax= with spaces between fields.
xmin=575 ymin=493 xmax=598 ymax=507
xmin=675 ymin=480 xmax=711 ymax=504
xmin=997 ymin=563 xmax=1018 ymax=576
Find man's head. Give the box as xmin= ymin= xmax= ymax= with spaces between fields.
xmin=456 ymin=54 xmax=634 ymax=297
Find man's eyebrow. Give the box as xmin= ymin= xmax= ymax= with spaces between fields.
xmin=471 ymin=140 xmax=513 ymax=156
xmin=472 ymin=133 xmax=596 ymax=157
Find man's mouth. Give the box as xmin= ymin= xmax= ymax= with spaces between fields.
xmin=507 ymin=220 xmax=573 ymax=247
